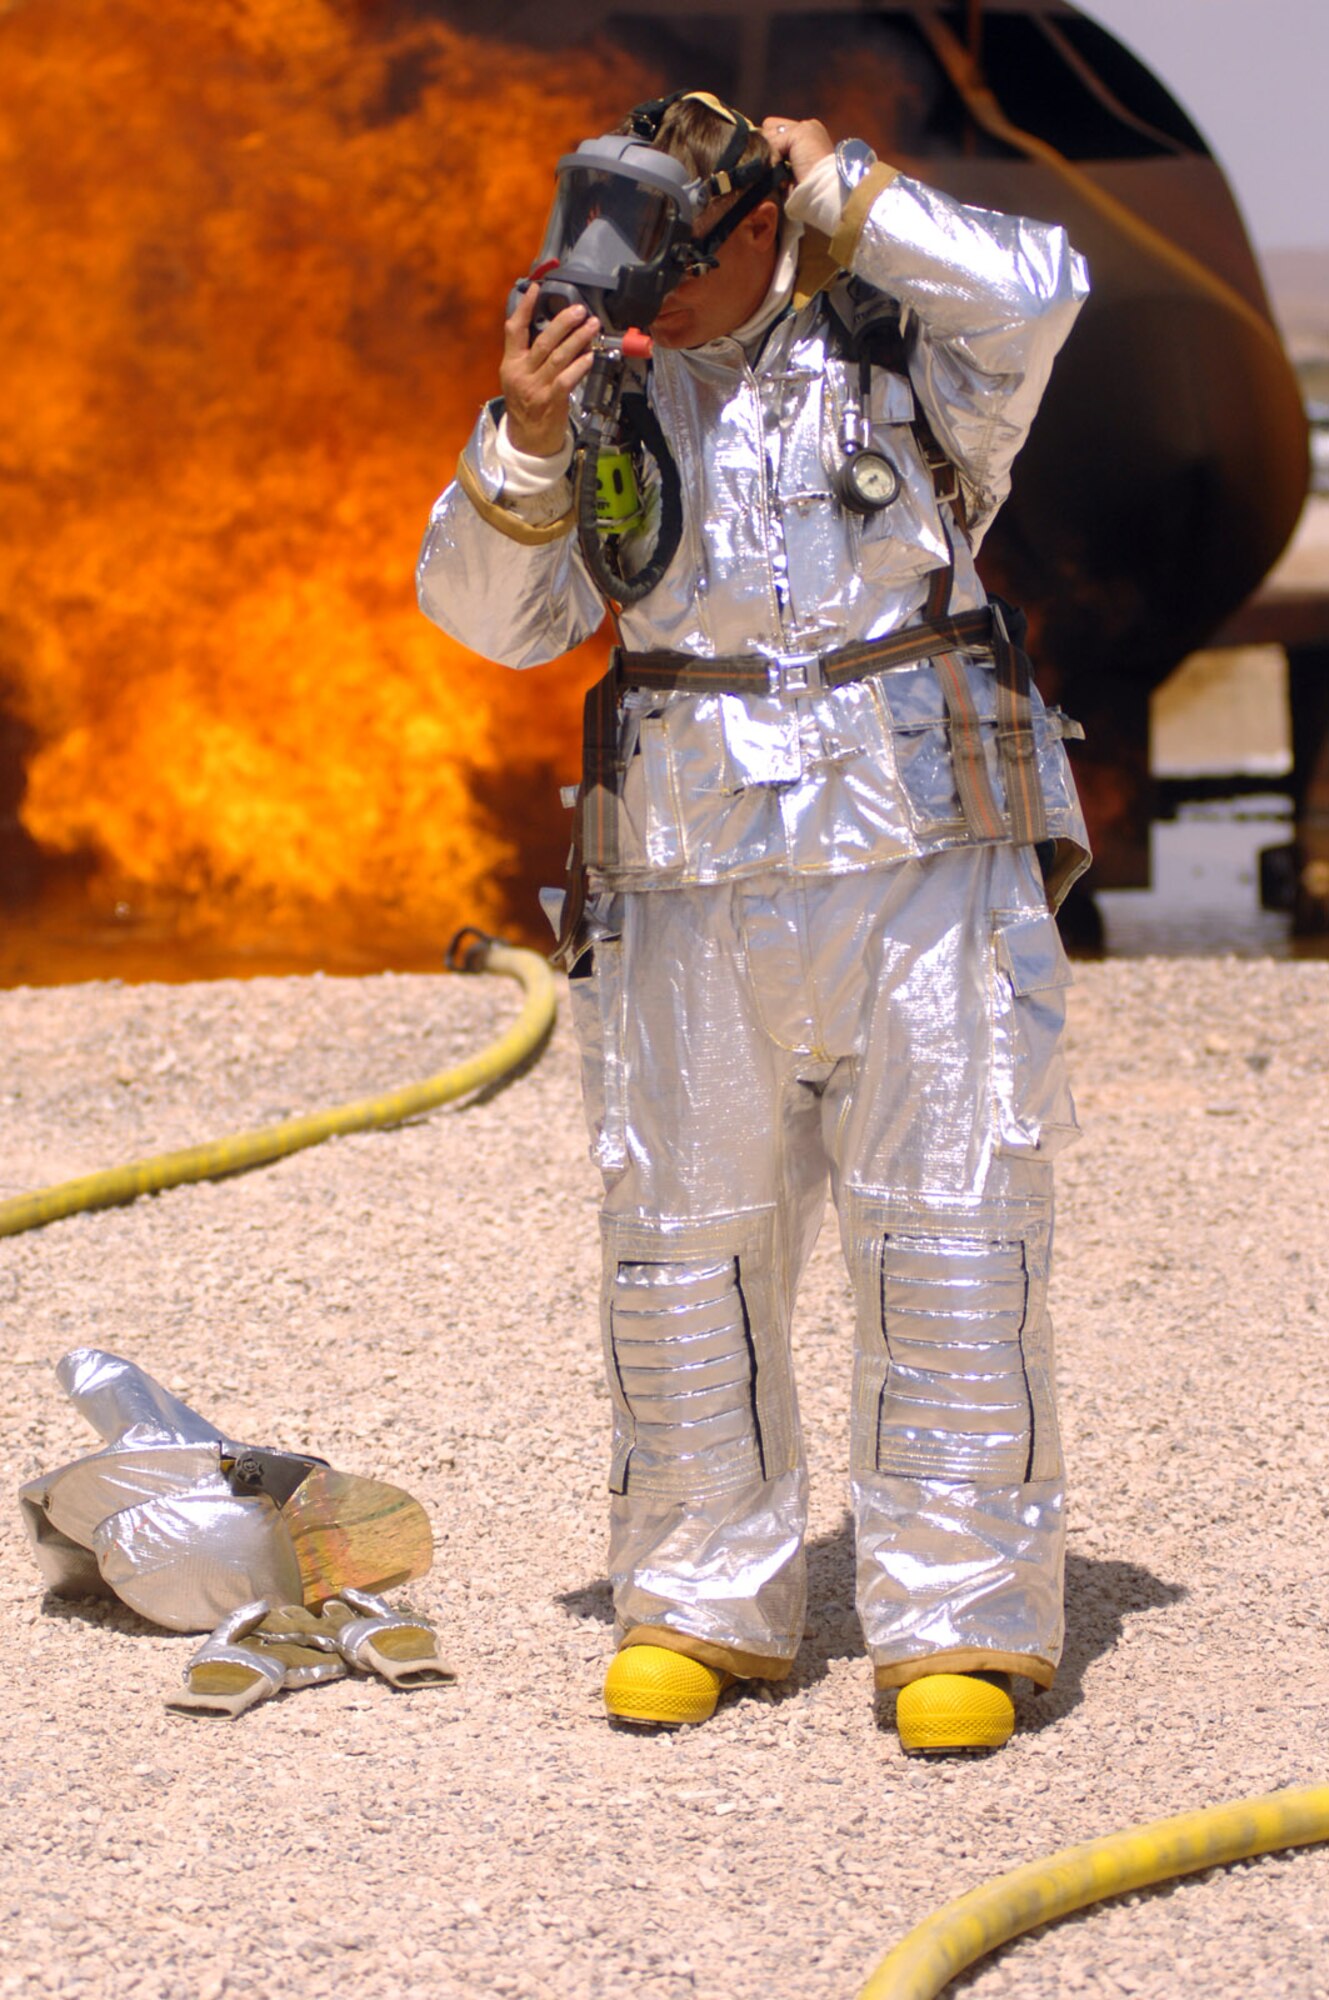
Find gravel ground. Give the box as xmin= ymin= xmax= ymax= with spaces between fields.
xmin=2 ymin=956 xmax=1327 ymax=2000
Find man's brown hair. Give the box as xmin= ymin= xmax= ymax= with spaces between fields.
xmin=620 ymin=94 xmax=777 ymax=198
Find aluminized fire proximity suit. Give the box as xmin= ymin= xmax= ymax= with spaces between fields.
xmin=418 ymin=157 xmax=1090 ymax=1692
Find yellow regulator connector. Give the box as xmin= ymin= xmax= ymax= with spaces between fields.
xmin=856 ymin=1783 xmax=1329 ymax=2000
xmin=595 ymin=450 xmax=642 ymax=534
xmin=0 ymin=934 xmax=557 ymax=1240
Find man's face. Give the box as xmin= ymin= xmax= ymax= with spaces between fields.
xmin=651 ymin=198 xmax=782 ymax=350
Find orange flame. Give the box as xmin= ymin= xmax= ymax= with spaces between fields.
xmin=0 ymin=0 xmax=654 ymax=971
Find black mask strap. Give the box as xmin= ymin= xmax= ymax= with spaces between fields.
xmin=706 ymin=109 xmax=751 ymax=190
xmin=625 ymin=87 xmax=756 ymax=193
xmin=624 ymin=87 xmax=787 ymax=269
xmin=684 ymin=166 xmax=789 ymax=272
xmin=626 ymin=89 xmax=691 ymax=140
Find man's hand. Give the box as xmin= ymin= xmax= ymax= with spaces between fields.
xmin=761 ymin=116 xmax=834 ymax=184
xmin=500 ymin=285 xmax=600 ymax=458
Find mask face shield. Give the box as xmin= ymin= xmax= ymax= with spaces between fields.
xmin=539 ymin=167 xmax=679 ymax=274
xmin=526 ymin=137 xmax=707 ymax=335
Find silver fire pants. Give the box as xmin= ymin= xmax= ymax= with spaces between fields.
xmin=569 ymin=842 xmax=1078 ymax=1688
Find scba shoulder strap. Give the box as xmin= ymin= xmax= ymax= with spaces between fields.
xmin=816 ymin=278 xmax=1046 ymax=852
xmin=825 ymin=279 xmax=966 ymax=526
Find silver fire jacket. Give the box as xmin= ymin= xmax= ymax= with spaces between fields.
xmin=418 ymin=166 xmax=1091 ymax=897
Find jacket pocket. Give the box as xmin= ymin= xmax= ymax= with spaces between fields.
xmin=990 ymin=911 xmax=1079 ymax=1157
xmin=618 ymin=715 xmax=685 ymax=870
xmin=567 ymin=936 xmax=628 ymax=1180
xmin=880 ymin=662 xmax=994 ymax=835
xmin=891 ymin=715 xmax=970 ymax=832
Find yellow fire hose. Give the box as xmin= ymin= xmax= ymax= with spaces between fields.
xmin=856 ymin=1783 xmax=1329 ymax=1999
xmin=0 ymin=932 xmax=556 ymax=1240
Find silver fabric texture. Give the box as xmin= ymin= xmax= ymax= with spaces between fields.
xmin=609 ymin=1257 xmax=764 ymax=1496
xmin=572 ymin=846 xmax=1073 ymax=1676
xmin=418 ymin=167 xmax=1088 ymax=1681
xmin=19 ymin=1350 xmax=307 ymax=1630
xmin=417 ymin=170 xmax=1090 ymax=901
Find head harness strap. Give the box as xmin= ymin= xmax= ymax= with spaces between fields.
xmin=626 ymin=88 xmax=782 ymax=201
xmin=625 ymin=87 xmax=788 ymax=269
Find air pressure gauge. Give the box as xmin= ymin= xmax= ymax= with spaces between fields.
xmin=836 ymin=448 xmax=901 ymax=515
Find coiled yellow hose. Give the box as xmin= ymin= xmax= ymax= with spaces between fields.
xmin=856 ymin=1783 xmax=1329 ymax=2000
xmin=0 ymin=935 xmax=556 ymax=1240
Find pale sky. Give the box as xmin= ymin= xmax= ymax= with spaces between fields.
xmin=1081 ymin=0 xmax=1329 ymax=249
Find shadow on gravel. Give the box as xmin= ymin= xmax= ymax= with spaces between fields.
xmin=555 ymin=1535 xmax=1187 ymax=1721
xmin=1019 ymin=1552 xmax=1188 ymax=1732
xmin=38 ymin=1589 xmax=166 ymax=1641
xmin=794 ymin=1513 xmax=861 ymax=1691
xmin=557 ymin=1578 xmax=614 ymax=1625
xmin=459 ymin=1014 xmax=556 ymax=1109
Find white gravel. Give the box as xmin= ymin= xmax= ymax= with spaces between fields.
xmin=2 ymin=957 xmax=1327 ymax=2000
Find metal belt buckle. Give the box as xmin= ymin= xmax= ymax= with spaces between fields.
xmin=989 ymin=599 xmax=1011 ymax=648
xmin=923 ymin=448 xmax=962 ymax=509
xmin=770 ymin=652 xmax=824 ymax=697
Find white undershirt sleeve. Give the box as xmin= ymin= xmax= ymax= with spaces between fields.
xmin=784 ymin=154 xmax=846 ymax=241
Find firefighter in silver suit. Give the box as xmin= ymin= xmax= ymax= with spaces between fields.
xmin=418 ymin=94 xmax=1090 ymax=1751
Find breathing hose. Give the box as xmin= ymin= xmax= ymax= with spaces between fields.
xmin=573 ymin=371 xmax=684 ymax=608
xmin=855 ymin=1783 xmax=1329 ymax=2000
xmin=0 ymin=933 xmax=556 ymax=1240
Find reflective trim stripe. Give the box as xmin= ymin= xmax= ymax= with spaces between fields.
xmin=828 ymin=160 xmax=901 ymax=270
xmin=455 ymin=452 xmax=575 ymax=547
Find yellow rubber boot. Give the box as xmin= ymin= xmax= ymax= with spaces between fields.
xmin=895 ymin=1671 xmax=1016 ymax=1754
xmin=603 ymin=1644 xmax=732 ymax=1726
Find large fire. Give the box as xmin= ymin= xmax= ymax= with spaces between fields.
xmin=0 ymin=0 xmax=654 ymax=974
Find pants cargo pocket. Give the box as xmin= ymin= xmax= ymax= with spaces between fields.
xmin=990 ymin=910 xmax=1079 ymax=1158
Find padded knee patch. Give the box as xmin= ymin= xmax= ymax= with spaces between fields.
xmin=608 ymin=1256 xmax=764 ymax=1497
xmin=845 ymin=1191 xmax=1060 ymax=1486
xmin=876 ymin=1231 xmax=1033 ymax=1480
xmin=599 ymin=1210 xmax=801 ymax=1500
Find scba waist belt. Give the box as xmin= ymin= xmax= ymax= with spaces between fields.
xmin=554 ymin=602 xmax=1048 ymax=971
xmin=613 ymin=604 xmax=1001 ymax=694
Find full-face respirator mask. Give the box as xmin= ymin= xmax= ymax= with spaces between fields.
xmin=508 ymin=91 xmax=788 ymax=606
xmin=510 ymin=92 xmax=788 ymax=339
xmin=517 ymin=137 xmax=710 ymax=340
